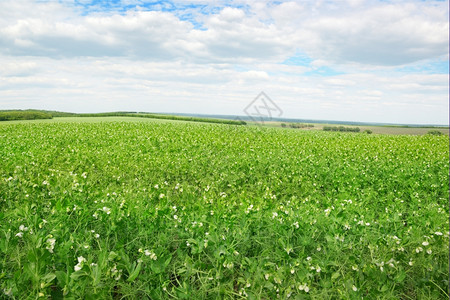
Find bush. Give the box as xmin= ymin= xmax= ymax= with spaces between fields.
xmin=281 ymin=123 xmax=287 ymax=128
xmin=363 ymin=129 xmax=373 ymax=134
xmin=287 ymin=123 xmax=314 ymax=129
xmin=427 ymin=130 xmax=443 ymax=136
xmin=323 ymin=126 xmax=360 ymax=132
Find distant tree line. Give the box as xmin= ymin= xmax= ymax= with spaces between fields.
xmin=281 ymin=123 xmax=314 ymax=128
xmin=78 ymin=112 xmax=247 ymax=125
xmin=134 ymin=113 xmax=247 ymax=125
xmin=0 ymin=111 xmax=53 ymax=121
xmin=323 ymin=126 xmax=360 ymax=132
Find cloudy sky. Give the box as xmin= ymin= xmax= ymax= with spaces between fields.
xmin=0 ymin=0 xmax=448 ymax=124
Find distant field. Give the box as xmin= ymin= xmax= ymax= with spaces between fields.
xmin=1 ymin=112 xmax=447 ymax=136
xmin=260 ymin=121 xmax=449 ymax=135
xmin=1 ymin=120 xmax=448 ymax=299
xmin=3 ymin=117 xmax=448 ymax=136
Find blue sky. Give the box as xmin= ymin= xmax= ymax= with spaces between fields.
xmin=0 ymin=0 xmax=448 ymax=124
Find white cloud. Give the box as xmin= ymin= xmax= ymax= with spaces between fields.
xmin=0 ymin=0 xmax=447 ymax=65
xmin=324 ymin=78 xmax=356 ymax=86
xmin=0 ymin=0 xmax=448 ymax=124
xmin=297 ymin=2 xmax=448 ymax=66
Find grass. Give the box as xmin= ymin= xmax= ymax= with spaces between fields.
xmin=0 ymin=119 xmax=448 ymax=299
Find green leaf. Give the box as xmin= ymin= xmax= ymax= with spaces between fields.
xmin=164 ymin=255 xmax=172 ymax=269
xmin=108 ymin=251 xmax=118 ymax=261
xmin=325 ymin=235 xmax=334 ymax=243
xmin=127 ymin=262 xmax=142 ymax=282
xmin=55 ymin=271 xmax=67 ymax=286
xmin=380 ymin=284 xmax=389 ymax=292
xmin=395 ymin=271 xmax=406 ymax=283
xmin=331 ymin=271 xmax=340 ymax=281
xmin=91 ymin=265 xmax=101 ymax=286
xmin=35 ymin=237 xmax=43 ymax=248
xmin=42 ymin=272 xmax=56 ymax=283
xmin=70 ymin=271 xmax=88 ymax=281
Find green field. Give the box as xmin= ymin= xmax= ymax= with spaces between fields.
xmin=0 ymin=119 xmax=448 ymax=299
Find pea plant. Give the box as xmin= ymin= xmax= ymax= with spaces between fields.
xmin=0 ymin=121 xmax=448 ymax=299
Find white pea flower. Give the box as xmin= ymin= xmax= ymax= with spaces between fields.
xmin=298 ymin=284 xmax=309 ymax=293
xmin=74 ymin=256 xmax=86 ymax=271
xmin=144 ymin=250 xmax=157 ymax=260
xmin=46 ymin=238 xmax=56 ymax=253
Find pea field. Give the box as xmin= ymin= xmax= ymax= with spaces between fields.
xmin=0 ymin=120 xmax=448 ymax=299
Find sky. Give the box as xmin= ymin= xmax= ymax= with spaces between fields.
xmin=0 ymin=0 xmax=448 ymax=125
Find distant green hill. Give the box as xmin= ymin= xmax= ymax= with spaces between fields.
xmin=0 ymin=110 xmax=246 ymax=125
xmin=0 ymin=110 xmax=53 ymax=121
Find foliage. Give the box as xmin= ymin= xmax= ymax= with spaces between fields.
xmin=132 ymin=113 xmax=247 ymax=125
xmin=0 ymin=121 xmax=448 ymax=299
xmin=363 ymin=129 xmax=373 ymax=134
xmin=323 ymin=126 xmax=360 ymax=132
xmin=289 ymin=123 xmax=314 ymax=129
xmin=76 ymin=112 xmax=246 ymax=125
xmin=427 ymin=130 xmax=443 ymax=136
xmin=0 ymin=111 xmax=53 ymax=121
